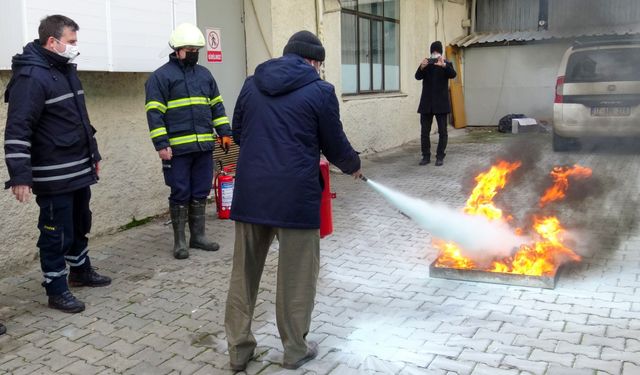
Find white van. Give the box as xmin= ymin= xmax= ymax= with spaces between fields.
xmin=552 ymin=38 xmax=640 ymax=151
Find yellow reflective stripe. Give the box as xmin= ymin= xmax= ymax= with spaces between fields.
xmin=169 ymin=135 xmax=197 ymax=146
xmin=145 ymin=101 xmax=167 ymax=113
xmin=197 ymin=134 xmax=215 ymax=142
xmin=169 ymin=133 xmax=215 ymax=146
xmin=209 ymin=95 xmax=223 ymax=106
xmin=213 ymin=116 xmax=229 ymax=127
xmin=167 ymin=96 xmax=209 ymax=109
xmin=150 ymin=127 xmax=167 ymax=139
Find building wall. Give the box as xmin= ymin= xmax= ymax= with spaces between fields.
xmin=0 ymin=71 xmax=166 ymax=274
xmin=246 ymin=0 xmax=469 ymax=153
xmin=464 ymin=42 xmax=571 ymax=126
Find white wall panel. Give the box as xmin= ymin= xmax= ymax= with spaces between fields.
xmin=0 ymin=0 xmax=196 ymax=72
xmin=0 ymin=1 xmax=27 ymax=70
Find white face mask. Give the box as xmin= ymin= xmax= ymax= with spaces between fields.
xmin=54 ymin=38 xmax=80 ymax=62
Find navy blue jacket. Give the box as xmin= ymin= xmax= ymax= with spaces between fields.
xmin=415 ymin=61 xmax=456 ymax=114
xmin=4 ymin=41 xmax=101 ymax=196
xmin=145 ymin=54 xmax=231 ymax=156
xmin=231 ymin=54 xmax=361 ymax=229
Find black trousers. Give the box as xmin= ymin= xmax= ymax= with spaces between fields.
xmin=36 ymin=186 xmax=92 ymax=296
xmin=420 ymin=113 xmax=448 ymax=160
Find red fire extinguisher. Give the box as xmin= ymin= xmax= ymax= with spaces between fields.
xmin=214 ymin=162 xmax=235 ymax=219
xmin=319 ymin=159 xmax=336 ymax=238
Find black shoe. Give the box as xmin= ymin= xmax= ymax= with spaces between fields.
xmin=435 ymin=159 xmax=444 ymax=166
xmin=419 ymin=157 xmax=430 ymax=166
xmin=0 ymin=323 xmax=6 ymax=335
xmin=48 ymin=291 xmax=85 ymax=313
xmin=282 ymin=341 xmax=318 ymax=370
xmin=69 ymin=267 xmax=112 ymax=287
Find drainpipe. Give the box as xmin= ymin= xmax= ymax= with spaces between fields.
xmin=315 ymin=0 xmax=325 ymax=78
xmin=315 ymin=0 xmax=324 ymax=41
xmin=471 ymin=0 xmax=477 ymax=33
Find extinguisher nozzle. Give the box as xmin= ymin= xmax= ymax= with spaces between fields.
xmin=359 ymin=175 xmax=368 ymax=182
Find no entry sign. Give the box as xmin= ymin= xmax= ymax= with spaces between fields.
xmin=206 ymin=28 xmax=222 ymax=63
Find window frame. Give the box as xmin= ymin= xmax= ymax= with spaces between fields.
xmin=341 ymin=1 xmax=401 ymax=95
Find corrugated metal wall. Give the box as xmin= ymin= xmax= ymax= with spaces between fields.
xmin=477 ymin=0 xmax=640 ymax=33
xmin=549 ymin=0 xmax=640 ymax=30
xmin=476 ymin=0 xmax=539 ymax=32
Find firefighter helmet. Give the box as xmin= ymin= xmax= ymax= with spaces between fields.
xmin=169 ymin=23 xmax=205 ymax=49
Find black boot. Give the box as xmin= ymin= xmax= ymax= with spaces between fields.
xmin=170 ymin=204 xmax=189 ymax=259
xmin=48 ymin=290 xmax=85 ymax=313
xmin=69 ymin=267 xmax=112 ymax=287
xmin=0 ymin=323 xmax=5 ymax=335
xmin=188 ymin=200 xmax=219 ymax=251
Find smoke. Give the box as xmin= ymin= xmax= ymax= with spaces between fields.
xmin=366 ymin=179 xmax=527 ymax=259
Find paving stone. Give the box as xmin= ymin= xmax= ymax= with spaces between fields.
xmin=158 ymin=355 xmax=205 ymax=374
xmin=123 ymin=361 xmax=172 ymax=375
xmin=69 ymin=344 xmax=110 ymax=364
xmin=565 ymin=322 xmax=607 ymax=336
xmin=501 ymin=355 xmax=547 ymax=375
xmin=103 ymin=339 xmax=145 ymax=358
xmin=428 ymin=356 xmax=475 ymax=375
xmin=555 ymin=341 xmax=600 ymax=358
xmin=582 ymin=333 xmax=626 ymax=351
xmin=601 ymin=347 xmax=640 ymax=366
xmin=34 ymin=350 xmax=79 ymax=372
xmin=546 ymin=365 xmax=596 ymax=375
xmin=470 ymin=363 xmax=519 ymax=375
xmin=95 ymin=353 xmax=140 ymax=373
xmin=78 ymin=332 xmax=120 ymax=349
xmin=486 ymin=342 xmax=531 ymax=357
xmin=1 ymin=133 xmax=639 ymax=374
xmin=573 ymin=355 xmax=622 ymax=374
xmin=458 ymin=349 xmax=503 ymax=367
xmin=623 ymin=362 xmax=640 ymax=374
xmin=529 ymin=349 xmax=574 ymax=367
xmin=62 ymin=360 xmax=106 ymax=375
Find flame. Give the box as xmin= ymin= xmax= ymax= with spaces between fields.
xmin=434 ymin=161 xmax=589 ymax=276
xmin=464 ymin=160 xmax=521 ymax=220
xmin=539 ymin=165 xmax=592 ymax=207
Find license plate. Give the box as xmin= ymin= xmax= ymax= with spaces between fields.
xmin=590 ymin=106 xmax=631 ymax=116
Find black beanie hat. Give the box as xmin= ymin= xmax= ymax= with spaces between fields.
xmin=430 ymin=41 xmax=443 ymax=54
xmin=283 ymin=30 xmax=325 ymax=62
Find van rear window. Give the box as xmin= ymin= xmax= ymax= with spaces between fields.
xmin=565 ymin=47 xmax=640 ymax=83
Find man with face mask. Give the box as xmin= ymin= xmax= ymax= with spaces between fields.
xmin=4 ymin=15 xmax=110 ymax=313
xmin=145 ymin=23 xmax=232 ymax=259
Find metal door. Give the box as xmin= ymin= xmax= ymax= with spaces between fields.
xmin=197 ymin=0 xmax=246 ymax=118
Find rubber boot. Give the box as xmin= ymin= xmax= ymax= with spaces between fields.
xmin=188 ymin=199 xmax=220 ymax=251
xmin=170 ymin=204 xmax=189 ymax=259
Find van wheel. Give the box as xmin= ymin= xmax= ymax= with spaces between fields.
xmin=553 ymin=132 xmax=577 ymax=152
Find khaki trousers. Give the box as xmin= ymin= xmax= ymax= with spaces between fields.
xmin=225 ymin=221 xmax=320 ymax=365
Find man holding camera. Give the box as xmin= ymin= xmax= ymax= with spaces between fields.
xmin=415 ymin=41 xmax=456 ymax=166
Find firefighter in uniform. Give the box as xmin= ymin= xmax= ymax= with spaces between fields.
xmin=145 ymin=23 xmax=232 ymax=259
xmin=4 ymin=15 xmax=111 ymax=313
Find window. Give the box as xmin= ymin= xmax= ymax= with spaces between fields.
xmin=565 ymin=48 xmax=640 ymax=83
xmin=341 ymin=0 xmax=400 ymax=94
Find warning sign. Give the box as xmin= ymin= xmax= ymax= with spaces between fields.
xmin=206 ymin=28 xmax=222 ymax=63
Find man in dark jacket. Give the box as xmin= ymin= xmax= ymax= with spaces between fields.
xmin=145 ymin=23 xmax=232 ymax=259
xmin=4 ymin=15 xmax=111 ymax=313
xmin=225 ymin=31 xmax=362 ymax=371
xmin=415 ymin=41 xmax=457 ymax=166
